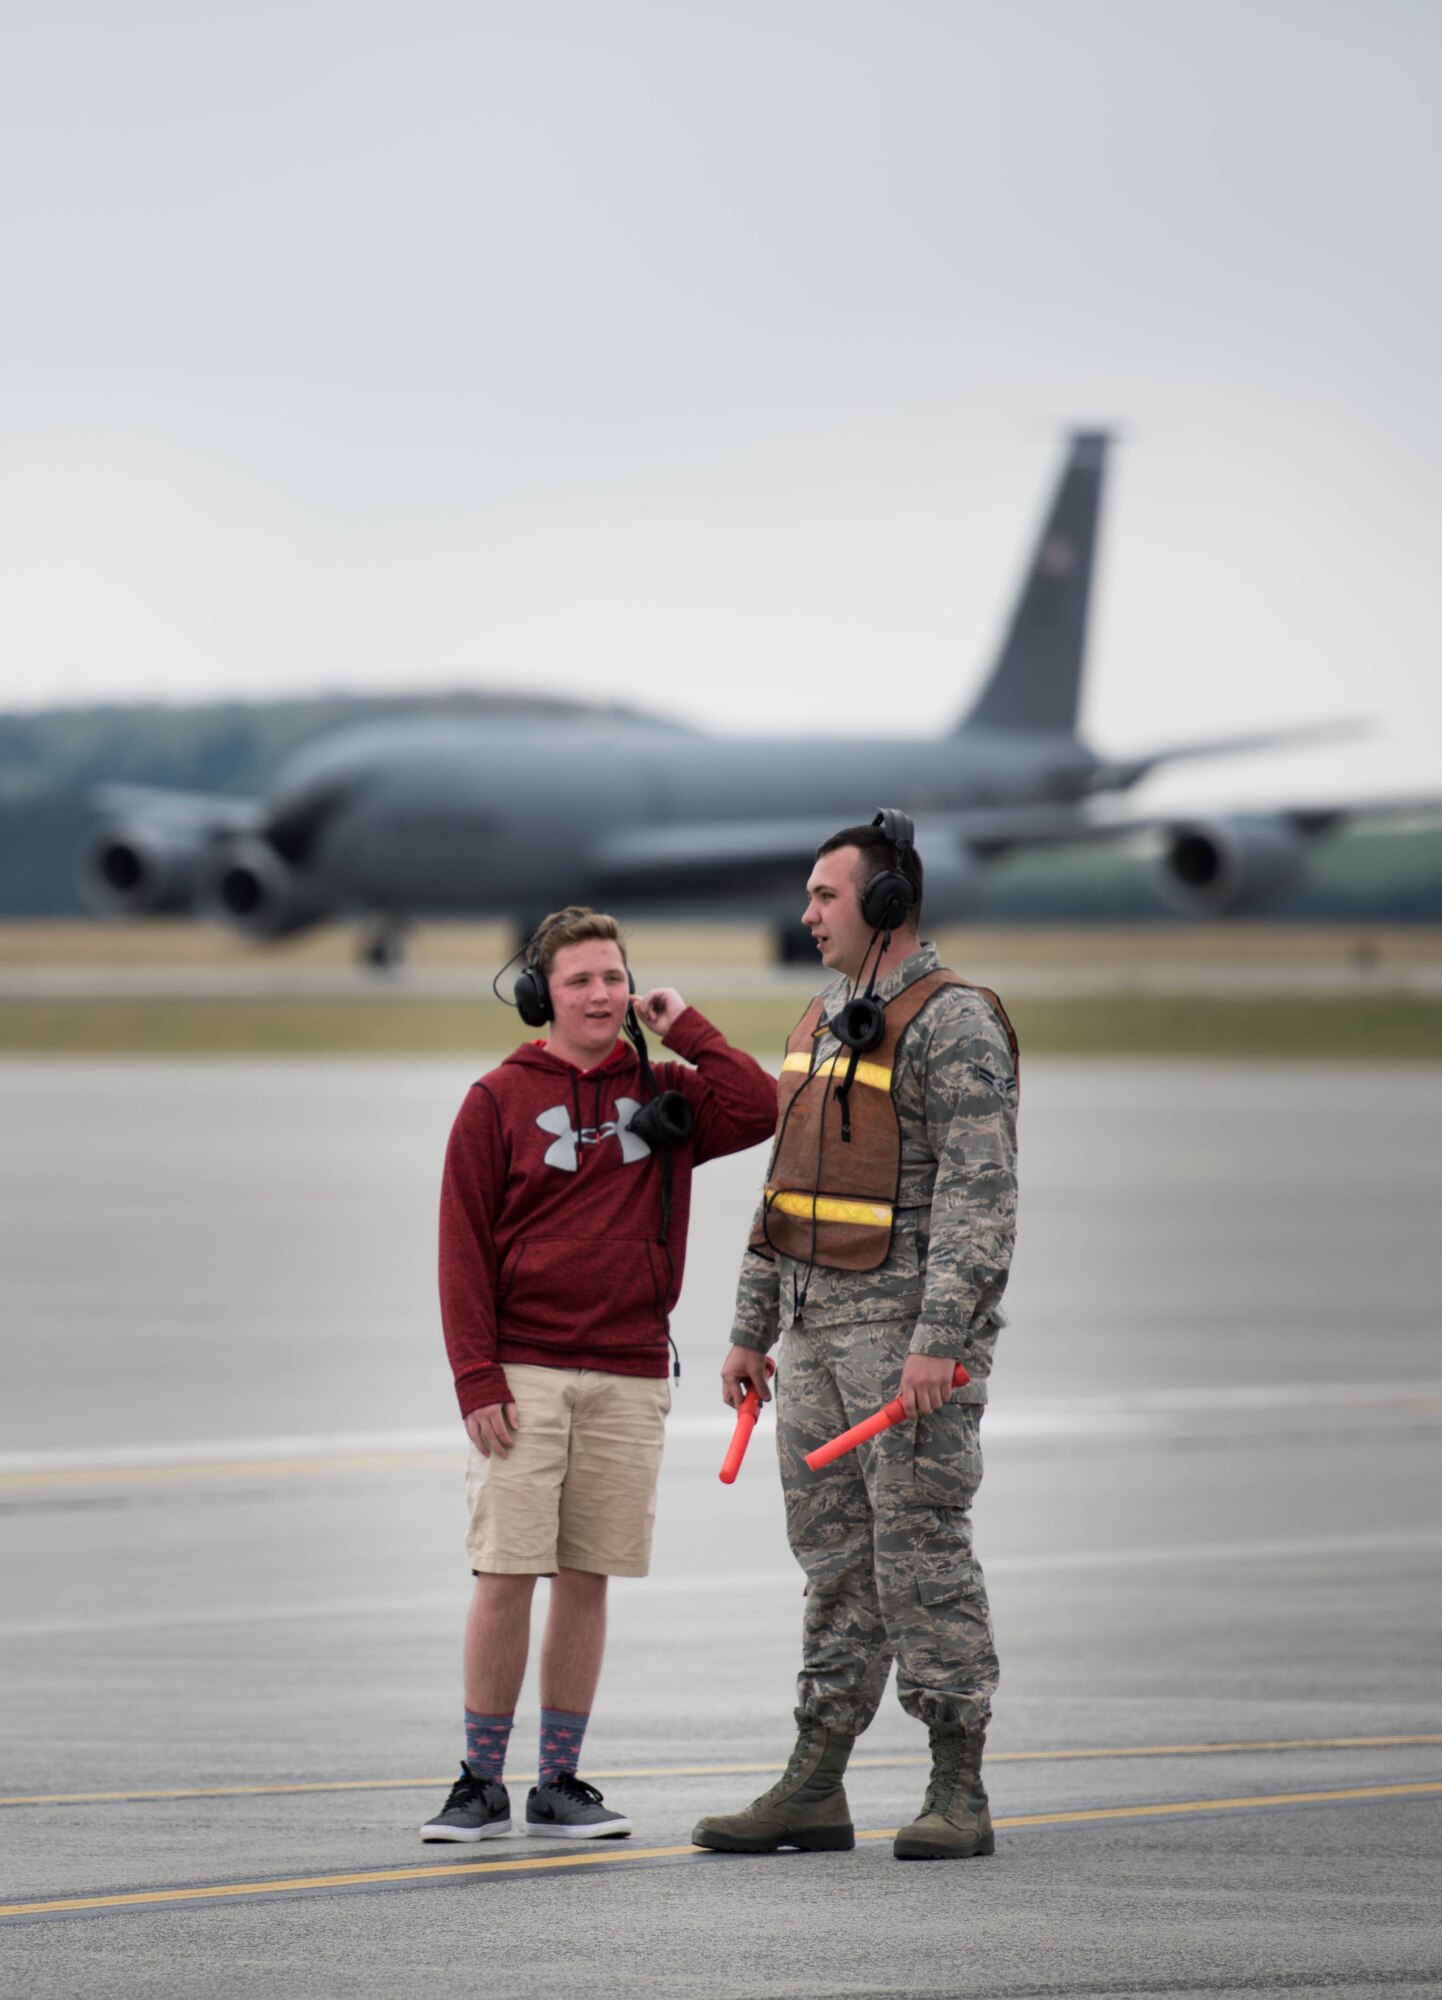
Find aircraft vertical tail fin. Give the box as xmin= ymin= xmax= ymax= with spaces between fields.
xmin=958 ymin=430 xmax=1110 ymax=737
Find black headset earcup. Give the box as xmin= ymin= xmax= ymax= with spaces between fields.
xmin=864 ymin=808 xmax=917 ymax=929
xmin=514 ymin=965 xmax=552 ymax=1027
xmin=860 ymin=869 xmax=913 ymax=933
xmin=629 ymin=1088 xmax=695 ymax=1149
xmin=832 ymin=995 xmax=887 ymax=1054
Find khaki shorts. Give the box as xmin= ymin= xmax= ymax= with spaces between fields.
xmin=465 ymin=1363 xmax=671 ymax=1577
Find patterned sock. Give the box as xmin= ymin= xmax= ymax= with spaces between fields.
xmin=538 ymin=1707 xmax=590 ymax=1788
xmin=464 ymin=1709 xmax=514 ymax=1784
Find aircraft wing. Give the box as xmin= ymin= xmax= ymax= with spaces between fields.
xmin=1271 ymin=792 xmax=1442 ymax=834
xmin=89 ymin=783 xmax=263 ymax=832
xmin=592 ymin=817 xmax=848 ymax=894
xmin=1090 ymin=719 xmax=1369 ymax=792
xmin=952 ymin=791 xmax=1442 ymax=920
xmin=590 ymin=808 xmax=1172 ymax=900
xmin=955 ymin=792 xmax=1442 ymax=855
xmin=591 ymin=792 xmax=1442 ymax=897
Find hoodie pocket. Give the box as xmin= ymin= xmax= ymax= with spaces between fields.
xmin=500 ymin=1236 xmax=667 ymax=1352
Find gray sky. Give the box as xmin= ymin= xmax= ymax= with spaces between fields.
xmin=2 ymin=0 xmax=1439 ymax=811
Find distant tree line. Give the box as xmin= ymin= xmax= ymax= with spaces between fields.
xmin=0 ymin=694 xmax=1439 ymax=920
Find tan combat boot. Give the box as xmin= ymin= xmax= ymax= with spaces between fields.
xmin=691 ymin=1714 xmax=856 ymax=1853
xmin=893 ymin=1722 xmax=995 ymax=1859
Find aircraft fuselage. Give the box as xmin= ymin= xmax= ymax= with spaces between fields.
xmin=269 ymin=718 xmax=1099 ymax=916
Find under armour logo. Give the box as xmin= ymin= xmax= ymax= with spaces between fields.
xmin=536 ymin=1098 xmax=651 ymax=1172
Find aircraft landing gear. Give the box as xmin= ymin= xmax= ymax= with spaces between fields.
xmin=773 ymin=922 xmax=816 ymax=966
xmin=361 ymin=921 xmax=409 ymax=972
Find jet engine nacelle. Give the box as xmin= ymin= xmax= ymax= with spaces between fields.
xmin=202 ymin=838 xmax=336 ymax=940
xmin=1159 ymin=814 xmax=1309 ymax=916
xmin=83 ymin=821 xmax=209 ymax=915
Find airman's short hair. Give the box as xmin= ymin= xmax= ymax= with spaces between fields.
xmin=815 ymin=823 xmax=925 ymax=920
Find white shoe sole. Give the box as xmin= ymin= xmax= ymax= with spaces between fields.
xmin=525 ymin=1819 xmax=632 ymax=1840
xmin=420 ymin=1818 xmax=513 ymax=1842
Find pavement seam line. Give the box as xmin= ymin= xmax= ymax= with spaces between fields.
xmin=0 ymin=1455 xmax=451 ymax=1491
xmin=2 ymin=1781 xmax=1439 ymax=1920
xmin=4 ymin=1737 xmax=1439 ymax=1808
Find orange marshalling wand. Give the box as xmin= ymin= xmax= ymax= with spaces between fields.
xmin=719 ymin=1359 xmax=775 ymax=1484
xmin=805 ymin=1363 xmax=971 ymax=1471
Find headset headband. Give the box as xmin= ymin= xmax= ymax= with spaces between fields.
xmin=871 ymin=807 xmax=915 ymax=858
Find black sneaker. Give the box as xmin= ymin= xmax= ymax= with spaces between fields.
xmin=420 ymin=1763 xmax=512 ymax=1842
xmin=525 ymin=1772 xmax=631 ymax=1839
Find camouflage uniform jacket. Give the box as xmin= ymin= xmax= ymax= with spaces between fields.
xmin=730 ymin=942 xmax=1018 ymax=1404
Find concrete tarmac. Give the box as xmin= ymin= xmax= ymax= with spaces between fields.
xmin=1 ymin=1058 xmax=1440 ymax=1998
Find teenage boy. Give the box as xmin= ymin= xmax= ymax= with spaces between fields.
xmin=423 ymin=906 xmax=776 ymax=1842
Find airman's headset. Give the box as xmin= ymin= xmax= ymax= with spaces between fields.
xmin=830 ymin=808 xmax=919 ymax=1057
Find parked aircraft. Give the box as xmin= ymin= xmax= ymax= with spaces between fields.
xmin=84 ymin=431 xmax=1386 ymax=963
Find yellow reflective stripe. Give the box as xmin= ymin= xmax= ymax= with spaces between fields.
xmin=780 ymin=1053 xmax=892 ymax=1091
xmin=766 ymin=1190 xmax=892 ymax=1229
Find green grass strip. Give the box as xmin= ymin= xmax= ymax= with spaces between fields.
xmin=2 ymin=993 xmax=1441 ymax=1058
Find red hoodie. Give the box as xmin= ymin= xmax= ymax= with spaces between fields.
xmin=439 ymin=1006 xmax=777 ymax=1416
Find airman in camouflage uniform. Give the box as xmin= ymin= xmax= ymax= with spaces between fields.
xmin=693 ymin=819 xmax=1018 ymax=1862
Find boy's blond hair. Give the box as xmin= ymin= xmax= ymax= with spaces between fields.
xmin=528 ymin=906 xmax=627 ymax=976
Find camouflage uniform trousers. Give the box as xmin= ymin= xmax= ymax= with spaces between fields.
xmin=778 ymin=1315 xmax=998 ymax=1738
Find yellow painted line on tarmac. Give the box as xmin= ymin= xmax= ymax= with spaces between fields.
xmin=989 ymin=1779 xmax=1442 ymax=1831
xmin=2 ymin=1781 xmax=1439 ymax=1921
xmin=995 ymin=1732 xmax=1442 ymax=1763
xmin=4 ymin=1736 xmax=1439 ymax=1809
xmin=0 ymin=1453 xmax=452 ymax=1492
xmin=0 ymin=1843 xmax=702 ymax=1918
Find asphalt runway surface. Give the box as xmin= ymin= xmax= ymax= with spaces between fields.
xmin=1 ymin=1057 xmax=1440 ymax=1998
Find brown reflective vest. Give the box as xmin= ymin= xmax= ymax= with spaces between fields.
xmin=749 ymin=968 xmax=1019 ymax=1273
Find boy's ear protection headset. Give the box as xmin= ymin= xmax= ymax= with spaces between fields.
xmin=831 ymin=808 xmax=918 ymax=1056
xmin=514 ymin=941 xmax=692 ymax=1146
xmin=509 ymin=930 xmax=692 ymax=1148
xmin=513 ymin=950 xmax=636 ymax=1028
